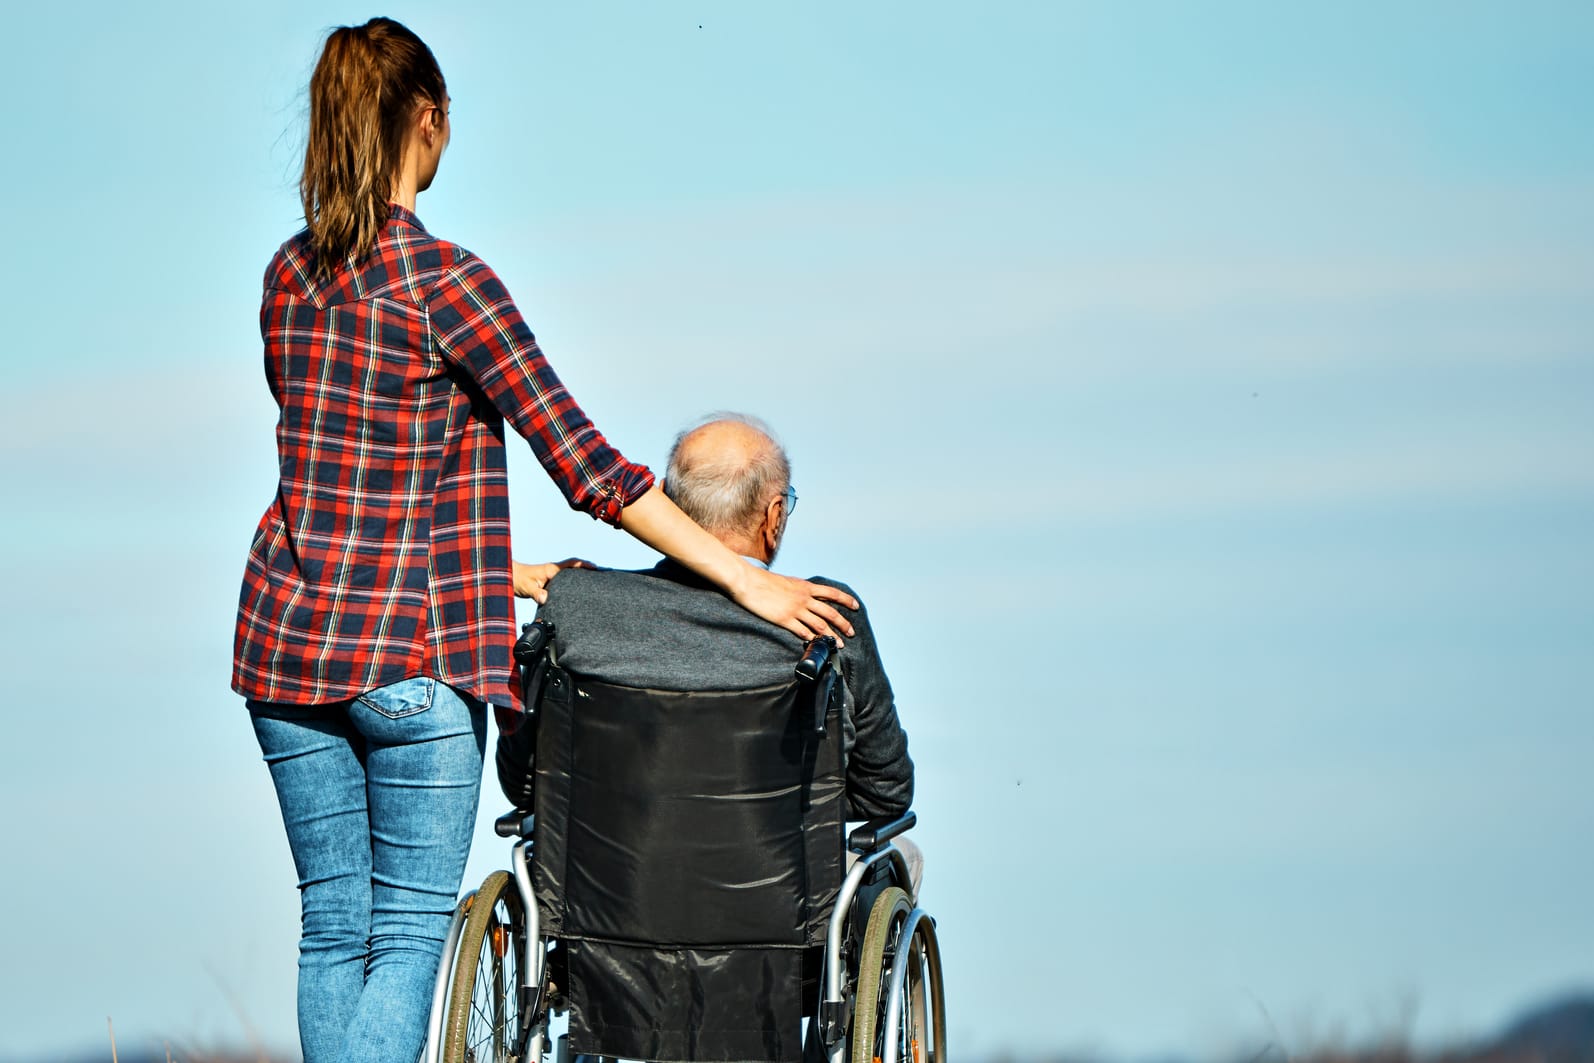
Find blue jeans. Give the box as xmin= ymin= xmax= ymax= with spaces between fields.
xmin=250 ymin=677 xmax=487 ymax=1063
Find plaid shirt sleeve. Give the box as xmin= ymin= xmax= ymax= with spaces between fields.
xmin=427 ymin=254 xmax=654 ymax=525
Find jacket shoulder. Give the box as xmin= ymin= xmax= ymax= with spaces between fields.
xmin=810 ymin=575 xmax=860 ymax=601
xmin=809 ymin=575 xmax=870 ymax=628
xmin=536 ymin=566 xmax=673 ymax=621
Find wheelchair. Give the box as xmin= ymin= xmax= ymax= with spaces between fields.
xmin=423 ymin=620 xmax=946 ymax=1063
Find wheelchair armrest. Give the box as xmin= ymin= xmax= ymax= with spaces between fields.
xmin=494 ymin=809 xmax=533 ymax=838
xmin=847 ymin=811 xmax=916 ymax=854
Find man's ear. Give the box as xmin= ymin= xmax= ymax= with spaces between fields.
xmin=761 ymin=497 xmax=784 ymax=556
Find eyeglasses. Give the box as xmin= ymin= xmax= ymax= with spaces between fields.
xmin=782 ymin=485 xmax=798 ymax=515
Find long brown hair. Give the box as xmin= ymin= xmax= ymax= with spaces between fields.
xmin=300 ymin=18 xmax=446 ymax=275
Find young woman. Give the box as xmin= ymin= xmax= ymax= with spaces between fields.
xmin=232 ymin=18 xmax=856 ymax=1063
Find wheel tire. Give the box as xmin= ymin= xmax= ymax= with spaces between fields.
xmin=442 ymin=870 xmax=525 ymax=1063
xmin=850 ymin=886 xmax=913 ymax=1063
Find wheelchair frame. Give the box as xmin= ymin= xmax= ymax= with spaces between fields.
xmin=421 ymin=810 xmax=544 ymax=1063
xmin=421 ymin=622 xmax=945 ymax=1063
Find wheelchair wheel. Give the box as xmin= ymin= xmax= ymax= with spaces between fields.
xmin=850 ymin=886 xmax=947 ymax=1063
xmin=442 ymin=870 xmax=525 ymax=1063
xmin=850 ymin=886 xmax=909 ymax=1063
xmin=901 ymin=910 xmax=947 ymax=1063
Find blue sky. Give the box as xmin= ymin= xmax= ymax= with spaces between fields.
xmin=1 ymin=2 xmax=1590 ymax=1060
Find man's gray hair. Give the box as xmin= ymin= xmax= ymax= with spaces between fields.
xmin=664 ymin=412 xmax=791 ymax=536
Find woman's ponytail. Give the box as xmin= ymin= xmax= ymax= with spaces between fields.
xmin=300 ymin=18 xmax=446 ymax=277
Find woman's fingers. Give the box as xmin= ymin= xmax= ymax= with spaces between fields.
xmin=804 ymin=598 xmax=854 ymax=640
xmin=780 ymin=615 xmax=818 ymax=642
xmin=786 ymin=577 xmax=854 ymax=639
xmin=514 ymin=557 xmax=597 ymax=603
xmin=512 ymin=560 xmax=561 ymax=603
xmin=808 ymin=581 xmax=860 ymax=613
xmin=780 ymin=583 xmax=853 ymax=647
xmin=726 ymin=566 xmax=857 ymax=646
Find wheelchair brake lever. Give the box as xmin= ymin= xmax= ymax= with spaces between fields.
xmin=815 ymin=669 xmax=838 ymax=736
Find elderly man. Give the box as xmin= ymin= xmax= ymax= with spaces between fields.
xmin=497 ymin=411 xmax=918 ymax=888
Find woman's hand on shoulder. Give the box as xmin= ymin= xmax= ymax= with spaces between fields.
xmin=512 ymin=558 xmax=593 ymax=604
xmin=613 ymin=486 xmax=857 ymax=641
xmin=736 ymin=565 xmax=859 ymax=645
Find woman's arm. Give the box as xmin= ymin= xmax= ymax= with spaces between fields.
xmin=429 ymin=254 xmax=655 ymax=526
xmin=618 ymin=486 xmax=857 ymax=643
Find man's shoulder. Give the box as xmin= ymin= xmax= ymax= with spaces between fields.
xmin=541 ymin=562 xmax=704 ymax=607
xmin=543 ymin=563 xmax=659 ymax=592
xmin=808 ymin=575 xmax=875 ymax=635
xmin=544 ymin=565 xmax=870 ymax=625
xmin=810 ymin=574 xmax=861 ymax=603
xmin=538 ymin=562 xmax=798 ymax=690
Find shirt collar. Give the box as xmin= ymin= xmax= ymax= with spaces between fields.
xmin=652 ymin=558 xmax=700 ymax=584
xmin=654 ymin=556 xmax=769 ymax=583
xmin=386 ymin=203 xmax=426 ymax=232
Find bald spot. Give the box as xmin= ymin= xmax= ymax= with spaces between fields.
xmin=672 ymin=419 xmax=780 ymax=481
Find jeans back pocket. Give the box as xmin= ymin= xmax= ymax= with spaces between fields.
xmin=356 ymin=677 xmax=436 ymax=719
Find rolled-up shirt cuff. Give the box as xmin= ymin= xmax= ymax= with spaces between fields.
xmin=588 ymin=463 xmax=656 ymax=527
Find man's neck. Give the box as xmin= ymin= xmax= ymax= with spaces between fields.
xmin=717 ymin=533 xmax=769 ymax=567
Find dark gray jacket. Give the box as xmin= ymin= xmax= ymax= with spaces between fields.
xmin=499 ymin=560 xmax=913 ymax=819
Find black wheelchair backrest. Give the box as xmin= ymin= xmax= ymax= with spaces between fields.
xmin=528 ymin=650 xmax=845 ymax=1062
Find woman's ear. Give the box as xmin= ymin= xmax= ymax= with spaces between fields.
xmin=417 ymin=103 xmax=443 ymax=144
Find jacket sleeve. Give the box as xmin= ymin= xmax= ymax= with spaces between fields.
xmin=495 ymin=716 xmax=537 ymax=812
xmin=820 ymin=581 xmax=914 ymax=819
xmin=427 ymin=254 xmax=654 ymax=526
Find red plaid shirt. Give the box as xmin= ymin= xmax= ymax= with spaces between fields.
xmin=233 ymin=205 xmax=654 ymax=709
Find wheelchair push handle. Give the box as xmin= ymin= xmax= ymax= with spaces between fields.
xmin=796 ymin=635 xmax=840 ymax=736
xmin=514 ymin=618 xmax=558 ymax=724
xmin=499 ymin=619 xmax=557 ymax=816
xmin=795 ymin=634 xmax=836 ymax=681
xmin=513 ymin=618 xmax=555 ymax=666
